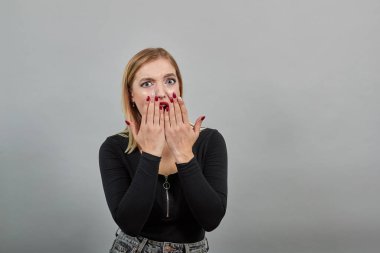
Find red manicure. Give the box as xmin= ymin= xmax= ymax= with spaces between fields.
xmin=146 ymin=96 xmax=150 ymax=102
xmin=155 ymin=96 xmax=158 ymax=102
xmin=160 ymin=106 xmax=163 ymax=110
xmin=201 ymin=116 xmax=206 ymax=121
xmin=125 ymin=120 xmax=130 ymax=125
xmin=165 ymin=107 xmax=169 ymax=112
xmin=170 ymin=97 xmax=174 ymax=103
xmin=173 ymin=92 xmax=177 ymax=99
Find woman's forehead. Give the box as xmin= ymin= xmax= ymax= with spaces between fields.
xmin=135 ymin=58 xmax=176 ymax=79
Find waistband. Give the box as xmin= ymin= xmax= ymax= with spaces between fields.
xmin=115 ymin=228 xmax=209 ymax=253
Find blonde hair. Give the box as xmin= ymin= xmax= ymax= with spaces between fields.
xmin=118 ymin=48 xmax=184 ymax=153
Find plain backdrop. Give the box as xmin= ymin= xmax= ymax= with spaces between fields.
xmin=1 ymin=1 xmax=379 ymax=253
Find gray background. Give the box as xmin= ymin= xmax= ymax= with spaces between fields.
xmin=1 ymin=0 xmax=379 ymax=253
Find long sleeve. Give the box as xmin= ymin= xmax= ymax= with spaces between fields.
xmin=176 ymin=130 xmax=228 ymax=231
xmin=98 ymin=137 xmax=160 ymax=236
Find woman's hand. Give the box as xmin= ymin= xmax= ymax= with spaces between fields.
xmin=128 ymin=96 xmax=166 ymax=157
xmin=164 ymin=92 xmax=205 ymax=163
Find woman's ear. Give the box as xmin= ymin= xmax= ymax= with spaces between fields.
xmin=129 ymin=89 xmax=134 ymax=101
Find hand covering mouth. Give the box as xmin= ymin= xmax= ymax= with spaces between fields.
xmin=159 ymin=102 xmax=169 ymax=110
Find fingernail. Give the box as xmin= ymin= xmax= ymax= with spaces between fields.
xmin=160 ymin=105 xmax=163 ymax=110
xmin=177 ymin=96 xmax=182 ymax=101
xmin=125 ymin=120 xmax=130 ymax=125
xmin=155 ymin=96 xmax=158 ymax=102
xmin=173 ymin=92 xmax=177 ymax=99
xmin=165 ymin=107 xmax=169 ymax=112
xmin=170 ymin=97 xmax=174 ymax=103
xmin=146 ymin=96 xmax=150 ymax=102
xmin=201 ymin=116 xmax=206 ymax=121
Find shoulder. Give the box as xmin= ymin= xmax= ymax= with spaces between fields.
xmin=99 ymin=131 xmax=130 ymax=153
xmin=194 ymin=127 xmax=227 ymax=162
xmin=199 ymin=127 xmax=224 ymax=139
xmin=197 ymin=127 xmax=227 ymax=147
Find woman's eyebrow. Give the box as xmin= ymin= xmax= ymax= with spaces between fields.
xmin=163 ymin=73 xmax=177 ymax=78
xmin=139 ymin=73 xmax=177 ymax=82
xmin=139 ymin=77 xmax=154 ymax=82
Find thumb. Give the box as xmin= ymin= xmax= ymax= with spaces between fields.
xmin=125 ymin=120 xmax=138 ymax=138
xmin=193 ymin=115 xmax=205 ymax=136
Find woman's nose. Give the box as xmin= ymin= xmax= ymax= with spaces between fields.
xmin=154 ymin=83 xmax=168 ymax=99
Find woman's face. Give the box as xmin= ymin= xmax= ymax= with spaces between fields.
xmin=131 ymin=58 xmax=181 ymax=114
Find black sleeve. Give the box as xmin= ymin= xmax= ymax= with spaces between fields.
xmin=98 ymin=137 xmax=160 ymax=236
xmin=176 ymin=130 xmax=228 ymax=231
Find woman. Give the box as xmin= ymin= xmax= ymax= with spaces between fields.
xmin=99 ymin=48 xmax=228 ymax=253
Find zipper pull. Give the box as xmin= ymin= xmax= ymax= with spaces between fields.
xmin=163 ymin=176 xmax=171 ymax=190
xmin=163 ymin=176 xmax=171 ymax=218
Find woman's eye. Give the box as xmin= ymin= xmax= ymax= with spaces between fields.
xmin=166 ymin=78 xmax=176 ymax=85
xmin=141 ymin=81 xmax=153 ymax=88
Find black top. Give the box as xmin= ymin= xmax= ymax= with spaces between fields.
xmin=98 ymin=128 xmax=228 ymax=243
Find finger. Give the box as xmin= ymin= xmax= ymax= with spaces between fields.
xmin=193 ymin=115 xmax=206 ymax=137
xmin=125 ymin=120 xmax=138 ymax=138
xmin=172 ymin=92 xmax=183 ymax=124
xmin=177 ymin=96 xmax=189 ymax=125
xmin=153 ymin=96 xmax=160 ymax=125
xmin=141 ymin=96 xmax=151 ymax=126
xmin=169 ymin=95 xmax=177 ymax=126
xmin=159 ymin=104 xmax=164 ymax=126
xmin=164 ymin=106 xmax=171 ymax=129
xmin=146 ymin=95 xmax=154 ymax=125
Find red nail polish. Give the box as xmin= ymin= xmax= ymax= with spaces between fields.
xmin=173 ymin=92 xmax=177 ymax=99
xmin=170 ymin=97 xmax=173 ymax=103
xmin=155 ymin=96 xmax=158 ymax=102
xmin=201 ymin=116 xmax=205 ymax=121
xmin=146 ymin=96 xmax=150 ymax=102
xmin=160 ymin=106 xmax=163 ymax=110
xmin=165 ymin=106 xmax=169 ymax=112
xmin=125 ymin=120 xmax=130 ymax=125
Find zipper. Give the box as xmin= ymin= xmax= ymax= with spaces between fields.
xmin=163 ymin=176 xmax=171 ymax=218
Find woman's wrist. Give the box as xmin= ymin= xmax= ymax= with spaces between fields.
xmin=141 ymin=151 xmax=162 ymax=162
xmin=174 ymin=152 xmax=194 ymax=164
xmin=141 ymin=149 xmax=162 ymax=158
